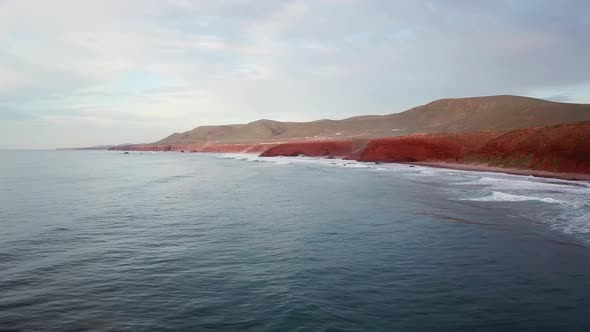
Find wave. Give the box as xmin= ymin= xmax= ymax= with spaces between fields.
xmin=457 ymin=175 xmax=590 ymax=190
xmin=459 ymin=191 xmax=566 ymax=204
xmin=216 ymin=152 xmax=590 ymax=243
xmin=558 ymin=213 xmax=590 ymax=235
xmin=454 ymin=175 xmax=590 ymax=208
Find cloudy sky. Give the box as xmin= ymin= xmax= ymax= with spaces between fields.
xmin=1 ymin=0 xmax=589 ymax=149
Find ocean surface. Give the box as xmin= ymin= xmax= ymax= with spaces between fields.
xmin=1 ymin=150 xmax=590 ymax=331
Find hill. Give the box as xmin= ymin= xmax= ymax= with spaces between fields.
xmin=155 ymin=95 xmax=590 ymax=145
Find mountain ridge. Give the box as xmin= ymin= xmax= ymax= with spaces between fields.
xmin=154 ymin=95 xmax=590 ymax=145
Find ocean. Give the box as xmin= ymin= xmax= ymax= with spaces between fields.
xmin=1 ymin=150 xmax=590 ymax=331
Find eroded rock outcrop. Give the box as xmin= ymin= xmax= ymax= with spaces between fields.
xmin=358 ymin=132 xmax=499 ymax=163
xmin=110 ymin=121 xmax=590 ymax=178
xmin=260 ymin=121 xmax=590 ymax=176
xmin=358 ymin=122 xmax=590 ymax=174
xmin=259 ymin=140 xmax=368 ymax=158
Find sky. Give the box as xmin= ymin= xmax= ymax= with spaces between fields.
xmin=1 ymin=0 xmax=589 ymax=149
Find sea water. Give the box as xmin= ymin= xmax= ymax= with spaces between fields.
xmin=1 ymin=150 xmax=590 ymax=331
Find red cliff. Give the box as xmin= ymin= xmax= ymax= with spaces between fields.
xmin=259 ymin=140 xmax=368 ymax=158
xmin=357 ymin=132 xmax=499 ymax=163
xmin=110 ymin=121 xmax=590 ymax=179
xmin=358 ymin=122 xmax=590 ymax=174
xmin=465 ymin=122 xmax=590 ymax=174
xmin=260 ymin=121 xmax=590 ymax=177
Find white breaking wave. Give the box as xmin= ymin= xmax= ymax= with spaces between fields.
xmin=214 ymin=152 xmax=590 ymax=242
xmin=451 ymin=174 xmax=590 ymax=243
xmin=458 ymin=175 xmax=589 ymax=191
xmin=460 ymin=191 xmax=566 ymax=205
xmin=455 ymin=175 xmax=590 ymax=209
xmin=559 ymin=213 xmax=590 ymax=235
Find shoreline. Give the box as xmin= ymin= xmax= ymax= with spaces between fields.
xmin=208 ymin=151 xmax=590 ymax=182
xmin=409 ymin=162 xmax=590 ymax=181
xmin=113 ymin=149 xmax=590 ymax=181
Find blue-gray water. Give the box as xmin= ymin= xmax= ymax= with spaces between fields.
xmin=1 ymin=150 xmax=590 ymax=331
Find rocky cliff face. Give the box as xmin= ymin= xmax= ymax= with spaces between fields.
xmin=259 ymin=140 xmax=369 ymax=158
xmin=111 ymin=121 xmax=590 ymax=176
xmin=263 ymin=121 xmax=590 ymax=176
xmin=357 ymin=133 xmax=498 ymax=163
xmin=463 ymin=122 xmax=590 ymax=174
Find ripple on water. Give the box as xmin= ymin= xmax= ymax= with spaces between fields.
xmin=1 ymin=151 xmax=590 ymax=331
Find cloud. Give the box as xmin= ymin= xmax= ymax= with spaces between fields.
xmin=0 ymin=0 xmax=589 ymax=148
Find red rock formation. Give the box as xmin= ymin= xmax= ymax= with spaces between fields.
xmin=111 ymin=121 xmax=590 ymax=178
xmin=359 ymin=122 xmax=590 ymax=174
xmin=466 ymin=122 xmax=590 ymax=174
xmin=198 ymin=143 xmax=276 ymax=153
xmin=358 ymin=132 xmax=499 ymax=163
xmin=260 ymin=121 xmax=590 ymax=176
xmin=259 ymin=140 xmax=368 ymax=158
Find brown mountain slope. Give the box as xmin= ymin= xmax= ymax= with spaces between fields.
xmin=155 ymin=95 xmax=590 ymax=144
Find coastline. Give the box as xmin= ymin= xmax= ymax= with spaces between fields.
xmin=111 ymin=148 xmax=590 ymax=181
xmin=217 ymin=150 xmax=590 ymax=181
xmin=409 ymin=162 xmax=590 ymax=181
xmin=109 ymin=120 xmax=590 ymax=182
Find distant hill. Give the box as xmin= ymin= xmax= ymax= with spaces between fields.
xmin=155 ymin=95 xmax=590 ymax=145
